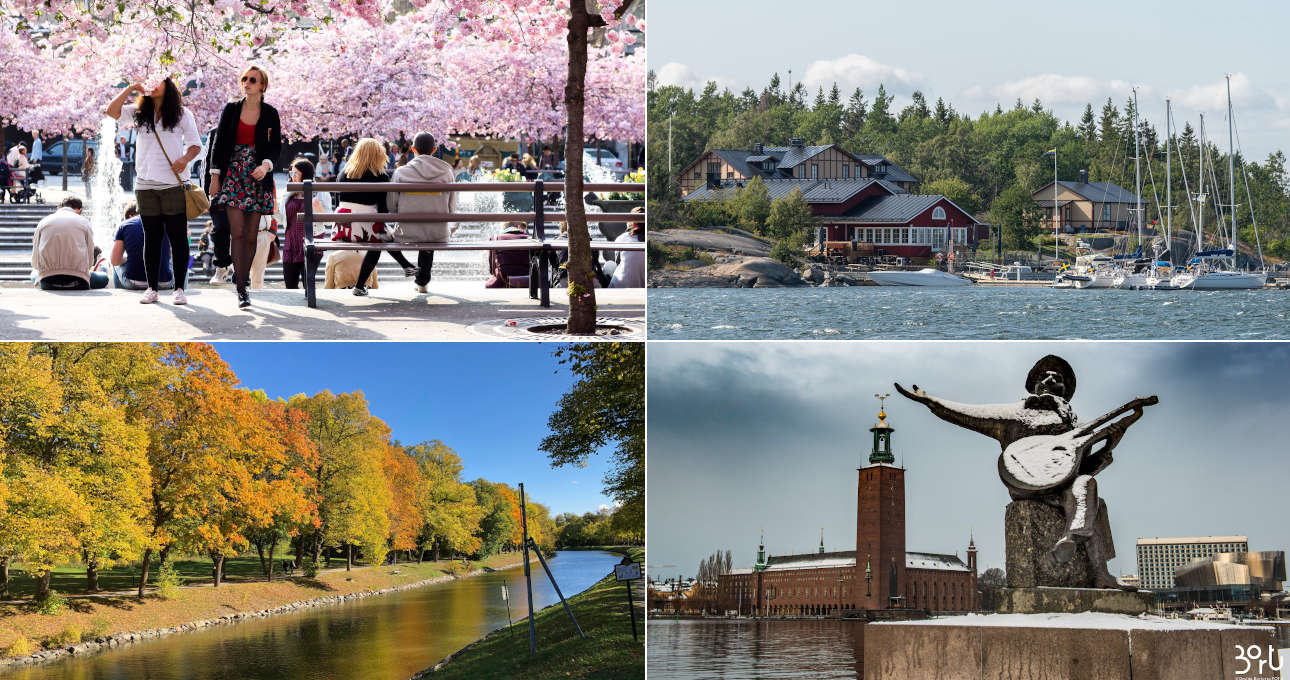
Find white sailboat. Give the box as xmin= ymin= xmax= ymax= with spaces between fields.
xmin=1180 ymin=76 xmax=1265 ymax=290
xmin=1114 ymin=89 xmax=1151 ymax=289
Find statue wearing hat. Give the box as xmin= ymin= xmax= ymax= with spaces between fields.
xmin=896 ymin=355 xmax=1157 ymax=590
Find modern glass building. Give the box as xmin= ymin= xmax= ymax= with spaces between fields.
xmin=1135 ymin=535 xmax=1249 ymax=590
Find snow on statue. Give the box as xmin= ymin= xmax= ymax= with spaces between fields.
xmin=896 ymin=355 xmax=1158 ymax=590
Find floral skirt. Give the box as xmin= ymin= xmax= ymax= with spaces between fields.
xmin=213 ymin=145 xmax=275 ymax=214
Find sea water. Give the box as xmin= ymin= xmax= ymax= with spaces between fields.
xmin=648 ymin=287 xmax=1290 ymax=340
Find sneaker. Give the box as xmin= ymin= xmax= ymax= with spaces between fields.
xmin=414 ymin=283 xmax=428 ymax=294
xmin=139 ymin=289 xmax=159 ymax=304
xmin=209 ymin=267 xmax=230 ymax=285
xmin=173 ymin=288 xmax=187 ymax=305
xmin=352 ymin=285 xmax=369 ymax=297
xmin=403 ymin=266 xmax=419 ymax=278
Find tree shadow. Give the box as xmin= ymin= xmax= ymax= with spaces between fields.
xmin=286 ymin=577 xmax=334 ymax=591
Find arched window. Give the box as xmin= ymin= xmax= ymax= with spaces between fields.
xmin=932 ymin=206 xmax=947 ymax=220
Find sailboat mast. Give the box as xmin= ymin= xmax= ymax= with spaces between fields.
xmin=1227 ymin=74 xmax=1238 ymax=269
xmin=1133 ymin=89 xmax=1143 ymax=249
xmin=1165 ymin=100 xmax=1172 ymax=248
xmin=1198 ymin=113 xmax=1205 ymax=253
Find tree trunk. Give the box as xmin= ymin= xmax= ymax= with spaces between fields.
xmin=87 ymin=557 xmax=100 ymax=593
xmin=36 ymin=569 xmax=52 ymax=601
xmin=564 ymin=3 xmax=596 ymax=333
xmin=295 ymin=536 xmax=304 ymax=569
xmin=0 ymin=556 xmax=8 ymax=599
xmin=417 ymin=548 xmax=425 ymax=564
xmin=346 ymin=544 xmax=352 ymax=571
xmin=268 ymin=541 xmax=276 ymax=583
xmin=138 ymin=548 xmax=153 ymax=599
xmin=256 ymin=541 xmax=269 ymax=577
xmin=312 ymin=532 xmax=323 ymax=565
xmin=433 ymin=539 xmax=441 ymax=563
xmin=159 ymin=544 xmax=172 ymax=567
xmin=212 ymin=554 xmax=225 ymax=588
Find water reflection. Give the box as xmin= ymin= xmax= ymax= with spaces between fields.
xmin=647 ymin=618 xmax=866 ymax=680
xmin=9 ymin=551 xmax=618 ymax=680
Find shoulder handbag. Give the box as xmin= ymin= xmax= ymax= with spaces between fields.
xmin=152 ymin=125 xmax=210 ymax=219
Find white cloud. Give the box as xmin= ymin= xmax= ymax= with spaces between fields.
xmin=1167 ymin=72 xmax=1286 ymax=114
xmin=980 ymin=74 xmax=1143 ymax=107
xmin=653 ymin=62 xmax=734 ymax=91
xmin=799 ymin=53 xmax=925 ymax=97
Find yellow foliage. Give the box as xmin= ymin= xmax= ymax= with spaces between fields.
xmin=7 ymin=633 xmax=34 ymax=657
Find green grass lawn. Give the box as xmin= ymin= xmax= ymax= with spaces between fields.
xmin=3 ymin=547 xmax=415 ymax=598
xmin=431 ymin=547 xmax=644 ymax=680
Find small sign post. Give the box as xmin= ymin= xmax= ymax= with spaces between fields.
xmin=502 ymin=584 xmax=513 ymax=637
xmin=615 ymin=557 xmax=642 ymax=642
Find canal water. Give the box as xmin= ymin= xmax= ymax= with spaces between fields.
xmin=647 ymin=618 xmax=865 ymax=679
xmin=648 ymin=287 xmax=1290 ymax=340
xmin=11 ymin=551 xmax=619 ymax=680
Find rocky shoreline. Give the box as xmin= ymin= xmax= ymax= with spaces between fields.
xmin=0 ymin=560 xmax=519 ymax=672
xmin=649 ymin=255 xmax=877 ymax=288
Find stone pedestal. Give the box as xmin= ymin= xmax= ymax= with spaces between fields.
xmin=863 ymin=614 xmax=1280 ymax=680
xmin=1005 ymin=499 xmax=1094 ymax=588
xmin=997 ymin=587 xmax=1153 ymax=615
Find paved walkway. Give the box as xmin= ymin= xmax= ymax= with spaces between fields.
xmin=0 ymin=281 xmax=644 ymax=341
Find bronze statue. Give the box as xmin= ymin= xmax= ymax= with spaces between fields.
xmin=896 ymin=355 xmax=1157 ymax=590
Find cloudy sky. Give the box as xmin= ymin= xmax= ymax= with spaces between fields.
xmin=649 ymin=0 xmax=1290 ymax=159
xmin=647 ymin=342 xmax=1290 ymax=581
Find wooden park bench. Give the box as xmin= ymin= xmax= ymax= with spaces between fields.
xmin=289 ymin=179 xmax=646 ymax=308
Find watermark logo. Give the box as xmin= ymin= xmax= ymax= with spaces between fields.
xmin=1233 ymin=644 xmax=1283 ymax=678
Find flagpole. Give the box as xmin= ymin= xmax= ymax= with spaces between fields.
xmin=1053 ymin=148 xmax=1059 ymax=262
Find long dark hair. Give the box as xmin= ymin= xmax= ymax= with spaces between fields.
xmin=135 ymin=78 xmax=184 ymax=132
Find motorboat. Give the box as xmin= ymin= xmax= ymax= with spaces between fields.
xmin=868 ymin=268 xmax=971 ymax=287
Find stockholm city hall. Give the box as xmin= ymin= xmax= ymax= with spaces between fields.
xmin=717 ymin=398 xmax=978 ymax=616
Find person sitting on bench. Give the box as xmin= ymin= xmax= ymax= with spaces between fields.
xmin=388 ymin=131 xmax=456 ymax=295
xmin=486 ymin=222 xmax=532 ymax=288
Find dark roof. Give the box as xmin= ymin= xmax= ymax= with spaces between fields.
xmin=855 ymin=154 xmax=918 ymax=184
xmin=1046 ymin=181 xmax=1140 ymax=204
xmin=682 ymin=177 xmax=902 ymax=204
xmin=836 ymin=194 xmax=983 ymax=225
xmin=766 ymin=550 xmax=857 ymax=567
xmin=710 ymin=149 xmax=759 ymax=178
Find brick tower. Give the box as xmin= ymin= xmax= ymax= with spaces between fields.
xmin=856 ymin=395 xmax=906 ymax=610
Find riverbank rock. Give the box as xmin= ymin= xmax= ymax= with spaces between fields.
xmin=649 ymin=256 xmax=805 ymax=288
xmin=651 ymin=226 xmax=773 ymax=257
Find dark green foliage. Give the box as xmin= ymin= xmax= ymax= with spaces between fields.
xmin=648 ymin=72 xmax=1290 ymax=258
xmin=540 ymin=345 xmax=644 ymax=536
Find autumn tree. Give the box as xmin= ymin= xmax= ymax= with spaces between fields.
xmin=540 ymin=343 xmax=644 ymax=535
xmin=407 ymin=441 xmax=483 ymax=562
xmin=288 ymin=391 xmax=392 ymax=571
xmin=471 ymin=479 xmax=519 ymax=559
xmin=0 ymin=344 xmax=154 ymax=600
xmin=384 ymin=444 xmax=426 ymax=564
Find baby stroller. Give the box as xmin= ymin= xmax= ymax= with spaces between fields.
xmin=0 ymin=161 xmax=40 ymax=204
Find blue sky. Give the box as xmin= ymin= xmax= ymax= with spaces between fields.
xmin=212 ymin=343 xmax=615 ymax=518
xmin=650 ymin=0 xmax=1290 ymax=159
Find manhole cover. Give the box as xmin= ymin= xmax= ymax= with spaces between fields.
xmin=468 ymin=316 xmax=644 ymax=341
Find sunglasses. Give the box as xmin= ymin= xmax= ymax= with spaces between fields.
xmin=241 ymin=76 xmax=259 ymax=84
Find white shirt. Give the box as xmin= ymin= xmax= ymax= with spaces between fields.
xmin=118 ymin=103 xmax=202 ymax=188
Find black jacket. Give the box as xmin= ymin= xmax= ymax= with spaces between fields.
xmin=337 ymin=170 xmax=389 ymax=213
xmin=210 ymin=99 xmax=283 ymax=193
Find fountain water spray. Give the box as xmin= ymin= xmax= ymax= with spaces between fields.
xmin=89 ymin=117 xmax=128 ymax=253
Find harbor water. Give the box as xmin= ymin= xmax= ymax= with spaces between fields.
xmin=648 ymin=287 xmax=1290 ymax=340
xmin=647 ymin=618 xmax=865 ymax=679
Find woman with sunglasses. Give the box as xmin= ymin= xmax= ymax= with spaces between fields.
xmin=209 ymin=65 xmax=282 ymax=308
